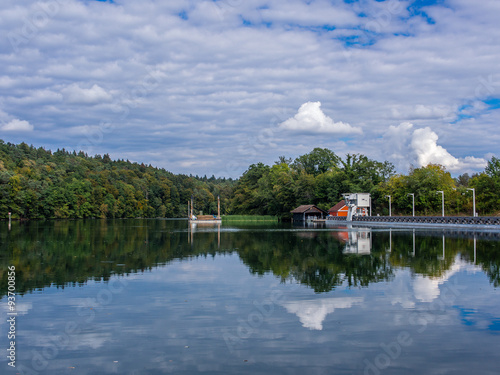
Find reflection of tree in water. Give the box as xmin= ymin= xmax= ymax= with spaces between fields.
xmin=235 ymin=231 xmax=393 ymax=292
xmin=382 ymin=230 xmax=500 ymax=287
xmin=475 ymin=241 xmax=500 ymax=287
xmin=1 ymin=221 xmax=500 ymax=296
xmin=383 ymin=232 xmax=457 ymax=277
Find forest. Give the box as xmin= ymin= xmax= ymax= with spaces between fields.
xmin=1 ymin=140 xmax=499 ymax=219
xmin=0 ymin=140 xmax=235 ymax=219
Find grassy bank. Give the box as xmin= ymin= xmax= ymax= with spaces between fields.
xmin=222 ymin=215 xmax=279 ymax=222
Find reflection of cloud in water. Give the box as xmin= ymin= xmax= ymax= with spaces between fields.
xmin=281 ymin=297 xmax=363 ymax=330
xmin=0 ymin=302 xmax=32 ymax=327
xmin=413 ymin=256 xmax=482 ymax=303
xmin=145 ymin=262 xmax=221 ymax=283
xmin=73 ymin=332 xmax=113 ymax=350
xmin=1 ymin=301 xmax=32 ymax=315
xmin=389 ymin=272 xmax=416 ymax=309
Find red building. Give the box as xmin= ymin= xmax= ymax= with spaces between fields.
xmin=328 ymin=199 xmax=368 ymax=217
xmin=328 ymin=200 xmax=349 ymax=217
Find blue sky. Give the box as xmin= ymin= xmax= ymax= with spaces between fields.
xmin=1 ymin=0 xmax=499 ymax=177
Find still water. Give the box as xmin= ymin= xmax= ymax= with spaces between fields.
xmin=1 ymin=219 xmax=500 ymax=374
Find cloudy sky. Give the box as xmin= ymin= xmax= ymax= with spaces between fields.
xmin=1 ymin=0 xmax=499 ymax=177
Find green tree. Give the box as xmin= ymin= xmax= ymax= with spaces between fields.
xmin=292 ymin=148 xmax=340 ymax=176
xmin=230 ymin=163 xmax=270 ymax=214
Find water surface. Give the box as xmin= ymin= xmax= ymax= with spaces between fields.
xmin=1 ymin=219 xmax=499 ymax=374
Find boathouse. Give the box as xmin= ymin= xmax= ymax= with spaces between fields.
xmin=328 ymin=200 xmax=348 ymax=217
xmin=291 ymin=205 xmax=327 ymax=222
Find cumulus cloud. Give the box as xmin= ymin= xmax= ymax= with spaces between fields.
xmin=1 ymin=119 xmax=34 ymax=132
xmin=62 ymin=84 xmax=112 ymax=105
xmin=411 ymin=127 xmax=486 ymax=171
xmin=279 ymin=102 xmax=362 ymax=135
xmin=383 ymin=123 xmax=487 ymax=172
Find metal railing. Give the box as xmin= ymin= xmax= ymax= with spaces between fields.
xmin=326 ymin=216 xmax=500 ymax=226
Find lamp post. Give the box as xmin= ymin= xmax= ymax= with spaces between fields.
xmin=385 ymin=195 xmax=391 ymax=216
xmin=466 ymin=188 xmax=476 ymax=217
xmin=436 ymin=191 xmax=444 ymax=217
xmin=407 ymin=193 xmax=415 ymax=217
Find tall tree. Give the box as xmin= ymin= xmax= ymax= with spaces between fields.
xmin=292 ymin=148 xmax=340 ymax=176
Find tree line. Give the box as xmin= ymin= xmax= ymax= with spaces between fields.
xmin=1 ymin=140 xmax=499 ymax=219
xmin=0 ymin=140 xmax=234 ymax=219
xmin=230 ymin=148 xmax=500 ymax=217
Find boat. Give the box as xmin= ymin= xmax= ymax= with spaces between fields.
xmin=188 ymin=196 xmax=222 ymax=224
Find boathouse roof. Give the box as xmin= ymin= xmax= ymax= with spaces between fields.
xmin=290 ymin=205 xmax=327 ymax=214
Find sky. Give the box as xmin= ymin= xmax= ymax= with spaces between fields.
xmin=0 ymin=0 xmax=499 ymax=178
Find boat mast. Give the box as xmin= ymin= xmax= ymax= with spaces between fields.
xmin=190 ymin=196 xmax=193 ymax=218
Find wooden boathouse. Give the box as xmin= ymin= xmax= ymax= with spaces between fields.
xmin=291 ymin=205 xmax=328 ymax=222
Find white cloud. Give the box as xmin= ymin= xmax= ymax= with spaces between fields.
xmin=411 ymin=127 xmax=462 ymax=170
xmin=411 ymin=127 xmax=487 ymax=172
xmin=279 ymin=102 xmax=362 ymax=135
xmin=1 ymin=118 xmax=34 ymax=132
xmin=383 ymin=123 xmax=487 ymax=172
xmin=62 ymin=84 xmax=112 ymax=105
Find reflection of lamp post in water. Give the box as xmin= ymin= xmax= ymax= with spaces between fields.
xmin=386 ymin=228 xmax=392 ymax=252
xmin=473 ymin=234 xmax=476 ymax=264
xmin=438 ymin=234 xmax=445 ymax=260
xmin=412 ymin=229 xmax=415 ymax=257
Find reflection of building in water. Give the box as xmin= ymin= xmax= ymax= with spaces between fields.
xmin=334 ymin=228 xmax=372 ymax=255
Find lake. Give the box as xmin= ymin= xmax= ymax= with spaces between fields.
xmin=1 ymin=219 xmax=500 ymax=374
